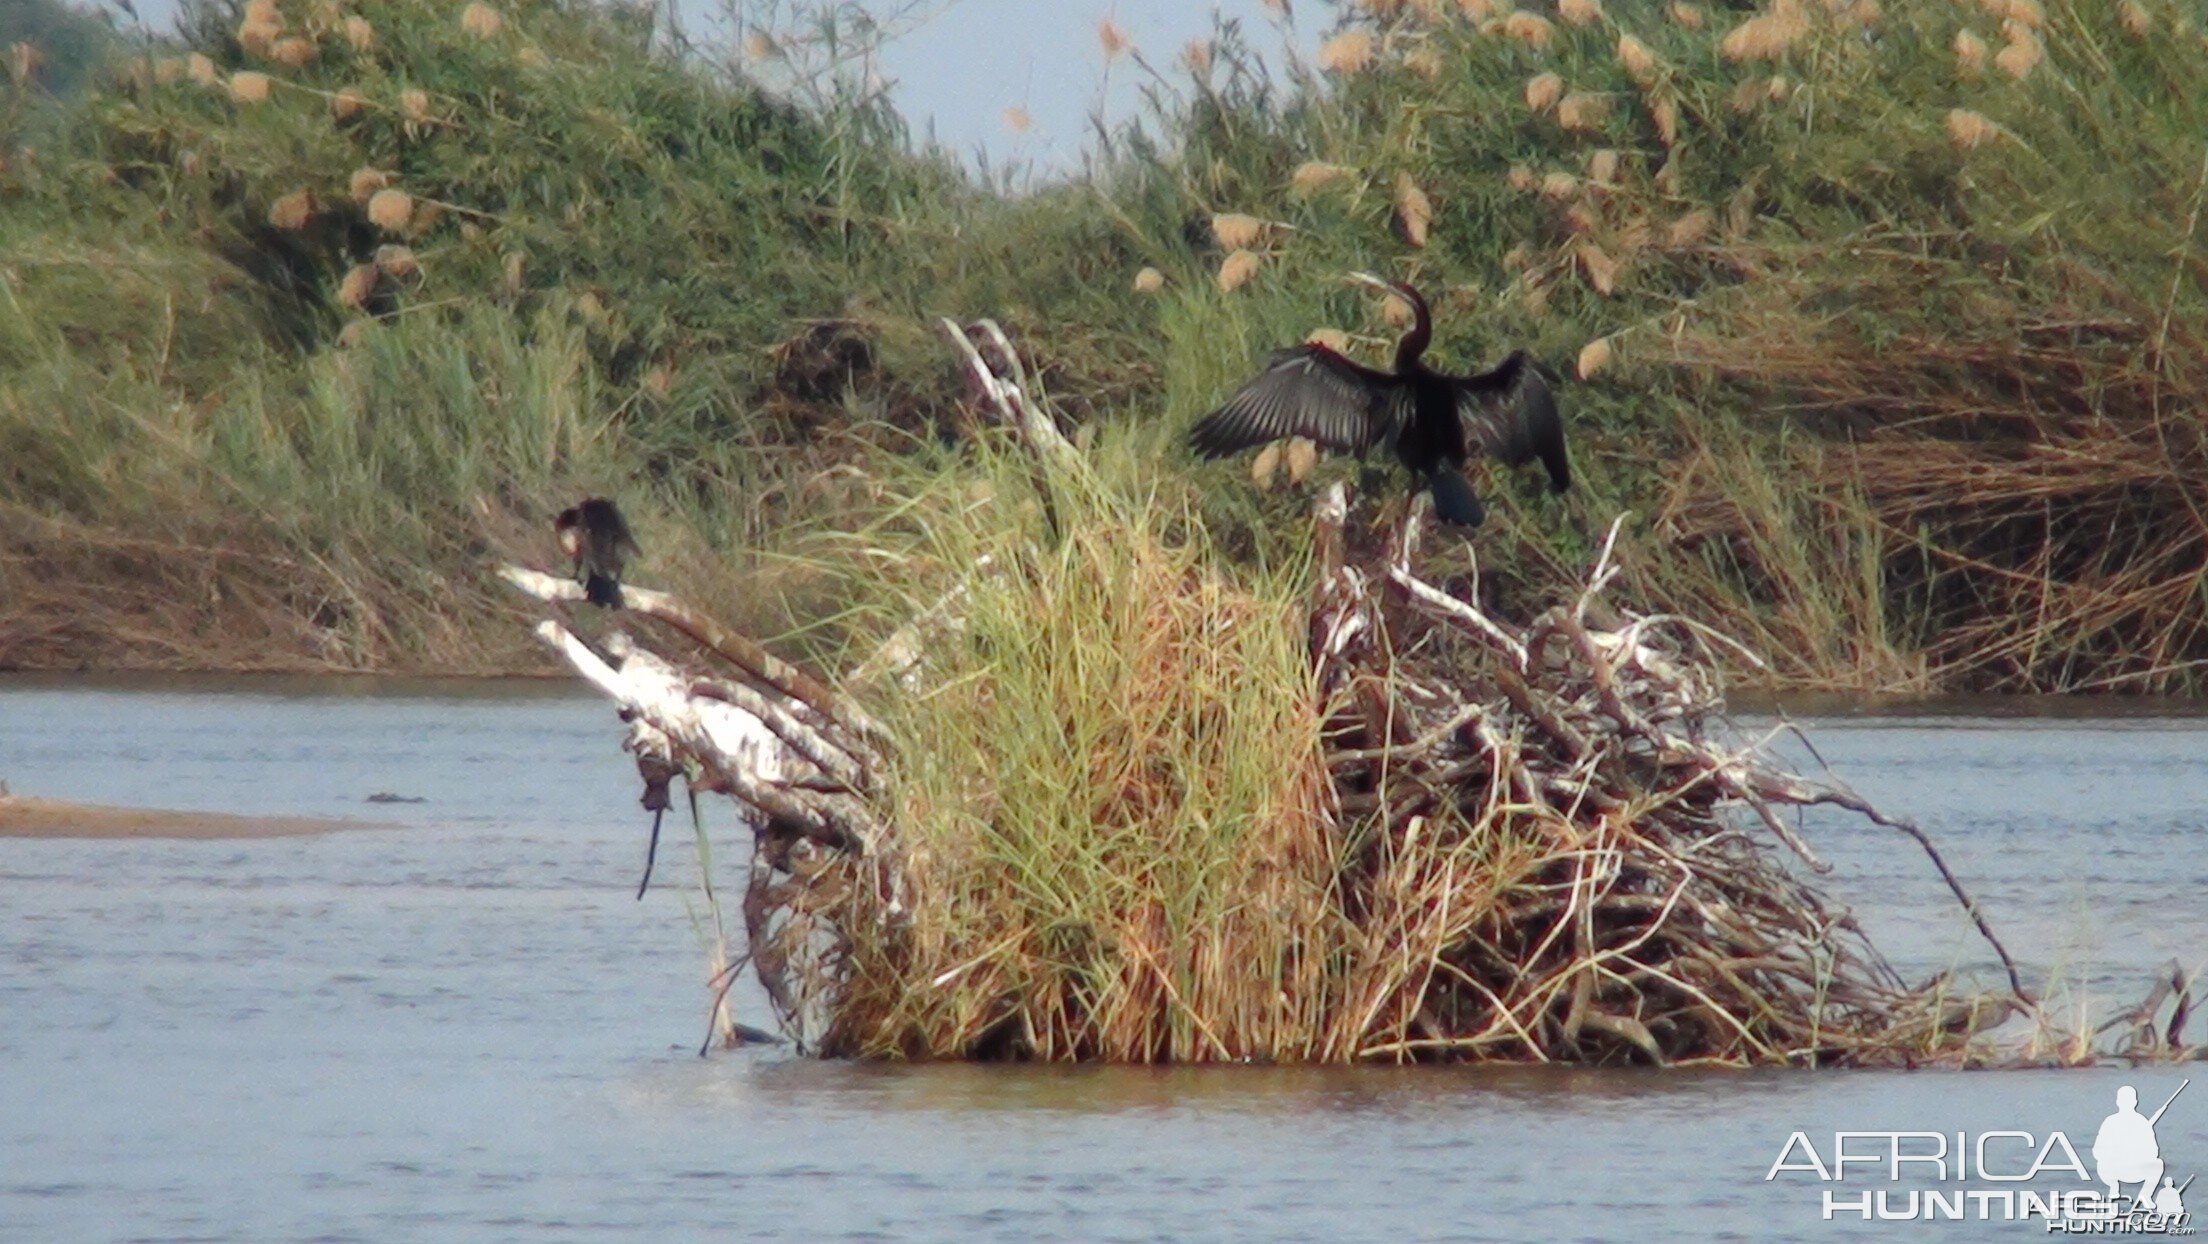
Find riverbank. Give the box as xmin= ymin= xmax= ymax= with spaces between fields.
xmin=5 ymin=0 xmax=2207 ymax=692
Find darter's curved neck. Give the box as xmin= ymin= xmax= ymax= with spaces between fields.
xmin=1388 ymin=281 xmax=1433 ymax=372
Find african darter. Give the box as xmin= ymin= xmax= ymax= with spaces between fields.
xmin=1188 ymin=273 xmax=1570 ymax=526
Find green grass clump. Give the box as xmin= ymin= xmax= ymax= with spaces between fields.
xmin=786 ymin=425 xmax=1355 ymax=1060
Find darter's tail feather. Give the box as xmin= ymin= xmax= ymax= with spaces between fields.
xmin=1427 ymin=469 xmax=1486 ymax=528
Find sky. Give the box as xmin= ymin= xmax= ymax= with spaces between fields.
xmin=850 ymin=0 xmax=1307 ymax=172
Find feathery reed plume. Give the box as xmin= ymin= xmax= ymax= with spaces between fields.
xmin=1292 ymin=161 xmax=1353 ymax=192
xmin=1557 ymin=91 xmax=1608 ymax=130
xmin=1211 ymin=213 xmax=1268 ymax=250
xmin=1001 ymin=106 xmax=1032 ymax=133
xmin=1577 ymin=336 xmax=1615 ymax=377
xmin=1133 ymin=266 xmax=1166 ymax=293
xmin=1618 ymin=33 xmax=1658 ymax=83
xmin=1670 ymin=0 xmax=1705 ymax=28
xmin=1954 ymin=28 xmax=1988 ymax=75
xmin=228 ymin=72 xmax=272 ymax=103
xmin=400 ymin=88 xmax=431 ymax=120
xmin=1541 ymin=170 xmax=1581 ymax=199
xmin=331 ymin=88 xmax=366 ymax=119
xmin=1559 ymin=0 xmax=1604 ymax=26
xmin=461 ymin=3 xmax=504 ymax=38
xmin=267 ymin=189 xmax=314 ymax=230
xmin=238 ymin=20 xmax=280 ymax=56
xmin=1217 ymin=249 xmax=1262 ymax=291
xmin=1946 ymin=107 xmax=1997 ymax=149
xmin=1319 ymin=31 xmax=1376 ymax=72
xmin=348 ymin=165 xmax=389 ymax=202
xmin=1994 ymin=32 xmax=2041 ymax=78
xmin=1250 ymin=440 xmax=1283 ymax=486
xmin=1381 ymin=289 xmax=1416 ymax=325
xmin=1652 ymin=94 xmax=1681 ymax=144
xmin=337 ymin=263 xmax=379 ymax=308
xmin=1668 ymin=207 xmax=1714 ymax=246
xmin=1579 ymin=242 xmax=1620 ymax=294
xmin=1525 ymin=71 xmax=1563 ymax=111
xmin=366 ymin=187 xmax=413 ymax=230
xmin=1395 ymin=173 xmax=1433 ymax=247
xmin=1503 ymin=11 xmax=1555 ymax=45
xmin=1096 ymin=17 xmax=1129 ymax=61
xmin=1588 ymin=148 xmax=1620 ymax=183
xmin=187 ymin=53 xmax=219 ymax=86
xmin=342 ymin=15 xmax=374 ymax=50
xmin=1402 ymin=46 xmax=1443 ymax=77
xmin=1508 ymin=163 xmax=1537 ymax=191
xmin=1305 ymin=327 xmax=1351 ymax=351
xmin=1721 ymin=1 xmax=1809 ymax=61
xmin=374 ymin=244 xmax=419 ymax=279
xmin=270 ymin=37 xmax=316 ymax=66
xmin=2118 ymin=0 xmax=2151 ymax=36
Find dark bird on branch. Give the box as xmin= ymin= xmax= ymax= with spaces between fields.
xmin=1188 ymin=273 xmax=1571 ymax=527
xmin=553 ymin=498 xmax=637 ymax=608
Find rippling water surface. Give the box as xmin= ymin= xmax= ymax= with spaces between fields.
xmin=2 ymin=677 xmax=2204 ymax=1242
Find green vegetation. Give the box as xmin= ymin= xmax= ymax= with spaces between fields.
xmin=4 ymin=0 xmax=2207 ymax=692
xmin=683 ymin=412 xmax=2036 ymax=1065
xmin=809 ymin=426 xmax=1351 ymax=1059
xmin=2 ymin=0 xmax=118 ymax=97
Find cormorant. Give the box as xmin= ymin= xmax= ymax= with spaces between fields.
xmin=553 ymin=498 xmax=637 ymax=608
xmin=1188 ymin=273 xmax=1570 ymax=526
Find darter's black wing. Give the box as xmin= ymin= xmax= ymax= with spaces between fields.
xmin=1450 ymin=350 xmax=1570 ymax=492
xmin=1189 ymin=344 xmax=1409 ymax=458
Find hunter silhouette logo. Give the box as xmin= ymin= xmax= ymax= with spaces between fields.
xmin=1765 ymin=1078 xmax=2194 ymax=1231
xmin=2089 ymin=1083 xmax=2193 ymax=1230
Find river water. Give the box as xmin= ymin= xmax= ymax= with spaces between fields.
xmin=2 ymin=677 xmax=2204 ymax=1242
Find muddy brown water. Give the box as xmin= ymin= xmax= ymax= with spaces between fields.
xmin=2 ymin=675 xmax=2204 ymax=1241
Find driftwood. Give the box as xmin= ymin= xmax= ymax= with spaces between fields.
xmin=1303 ymin=496 xmax=2035 ymax=1063
xmin=505 ymin=322 xmax=2193 ymax=1065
